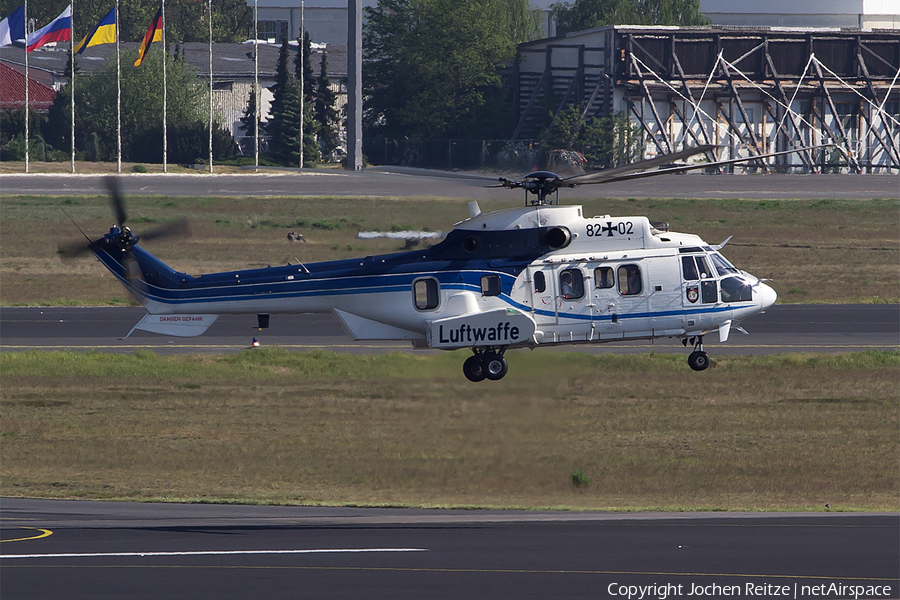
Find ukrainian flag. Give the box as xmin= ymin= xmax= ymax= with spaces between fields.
xmin=75 ymin=7 xmax=116 ymax=54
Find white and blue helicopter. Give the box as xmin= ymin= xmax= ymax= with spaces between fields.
xmin=74 ymin=145 xmax=813 ymax=381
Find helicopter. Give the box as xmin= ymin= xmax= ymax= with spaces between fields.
xmin=71 ymin=144 xmax=818 ymax=382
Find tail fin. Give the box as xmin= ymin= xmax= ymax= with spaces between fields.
xmin=89 ymin=227 xmax=195 ymax=310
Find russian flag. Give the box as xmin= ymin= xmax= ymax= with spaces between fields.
xmin=26 ymin=5 xmax=72 ymax=53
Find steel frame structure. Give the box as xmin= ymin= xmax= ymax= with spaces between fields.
xmin=512 ymin=26 xmax=899 ymax=172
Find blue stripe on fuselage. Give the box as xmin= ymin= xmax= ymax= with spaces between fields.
xmin=94 ymin=240 xmax=746 ymax=323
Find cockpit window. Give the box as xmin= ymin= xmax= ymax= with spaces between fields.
xmin=681 ymin=256 xmax=699 ymax=281
xmin=695 ymin=256 xmax=712 ymax=279
xmin=711 ymin=253 xmax=740 ymax=276
xmin=721 ymin=276 xmax=753 ymax=303
xmin=559 ymin=269 xmax=584 ymax=300
xmin=534 ymin=271 xmax=546 ymax=293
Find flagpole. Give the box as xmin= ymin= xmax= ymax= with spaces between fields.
xmin=162 ymin=0 xmax=167 ymax=172
xmin=208 ymin=0 xmax=213 ymax=173
xmin=70 ymin=0 xmax=75 ymax=173
xmin=116 ymin=0 xmax=121 ymax=173
xmin=24 ymin=0 xmax=28 ymax=173
xmin=253 ymin=0 xmax=258 ymax=171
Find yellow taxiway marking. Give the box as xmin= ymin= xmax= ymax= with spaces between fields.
xmin=0 ymin=527 xmax=53 ymax=543
xmin=1 ymin=548 xmax=427 ymax=559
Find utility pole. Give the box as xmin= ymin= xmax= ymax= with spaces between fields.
xmin=346 ymin=0 xmax=362 ymax=171
xmin=299 ymin=0 xmax=304 ymax=168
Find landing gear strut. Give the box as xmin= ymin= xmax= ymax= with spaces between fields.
xmin=684 ymin=335 xmax=710 ymax=371
xmin=463 ymin=347 xmax=508 ymax=382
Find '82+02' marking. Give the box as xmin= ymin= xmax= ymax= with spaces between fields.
xmin=586 ymin=221 xmax=633 ymax=237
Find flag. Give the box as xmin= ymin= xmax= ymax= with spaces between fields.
xmin=26 ymin=5 xmax=72 ymax=52
xmin=0 ymin=4 xmax=25 ymax=47
xmin=134 ymin=7 xmax=162 ymax=67
xmin=75 ymin=7 xmax=116 ymax=54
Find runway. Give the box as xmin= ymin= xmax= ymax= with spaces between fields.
xmin=1 ymin=304 xmax=897 ymax=355
xmin=1 ymin=499 xmax=897 ymax=600
xmin=2 ymin=170 xmax=898 ymax=200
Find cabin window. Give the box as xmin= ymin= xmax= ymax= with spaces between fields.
xmin=480 ymin=274 xmax=501 ymax=297
xmin=721 ymin=276 xmax=752 ymax=303
xmin=413 ymin=278 xmax=440 ymax=310
xmin=681 ymin=256 xmax=699 ymax=281
xmin=534 ymin=271 xmax=546 ymax=293
xmin=594 ymin=266 xmax=614 ymax=289
xmin=559 ymin=269 xmax=584 ymax=300
xmin=618 ymin=264 xmax=642 ymax=296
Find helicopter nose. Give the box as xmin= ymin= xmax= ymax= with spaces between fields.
xmin=758 ymin=282 xmax=777 ymax=310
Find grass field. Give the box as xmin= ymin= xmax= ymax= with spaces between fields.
xmin=1 ymin=193 xmax=898 ymax=305
xmin=1 ymin=188 xmax=897 ymax=512
xmin=1 ymin=350 xmax=897 ymax=511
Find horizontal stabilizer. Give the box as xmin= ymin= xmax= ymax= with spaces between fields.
xmin=123 ymin=314 xmax=219 ymax=338
xmin=333 ymin=309 xmax=424 ymax=341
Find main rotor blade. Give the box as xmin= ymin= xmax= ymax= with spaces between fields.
xmin=575 ymin=145 xmax=831 ymax=186
xmin=56 ymin=240 xmax=93 ymax=259
xmin=563 ymin=145 xmax=718 ymax=185
xmin=138 ymin=219 xmax=191 ymax=243
xmin=105 ymin=176 xmax=127 ymax=228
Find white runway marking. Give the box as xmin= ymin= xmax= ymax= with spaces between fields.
xmin=1 ymin=548 xmax=429 ymax=559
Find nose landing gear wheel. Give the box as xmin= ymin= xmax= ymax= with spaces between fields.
xmin=463 ymin=355 xmax=487 ymax=382
xmin=688 ymin=350 xmax=710 ymax=371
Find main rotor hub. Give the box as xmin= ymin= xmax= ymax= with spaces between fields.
xmin=499 ymin=171 xmax=573 ymax=206
xmin=109 ymin=225 xmax=138 ymax=249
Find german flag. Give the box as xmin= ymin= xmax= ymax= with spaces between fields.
xmin=134 ymin=6 xmax=162 ymax=67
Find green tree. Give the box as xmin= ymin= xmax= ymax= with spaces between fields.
xmin=265 ymin=37 xmax=294 ymax=163
xmin=539 ymin=105 xmax=640 ymax=168
xmin=42 ymin=48 xmax=228 ymax=163
xmin=363 ymin=0 xmax=541 ymax=143
xmin=294 ymin=30 xmax=317 ymax=106
xmin=267 ymin=77 xmax=303 ymax=164
xmin=239 ymin=84 xmax=262 ymax=152
xmin=551 ymin=0 xmax=709 ymax=35
xmin=0 ymin=108 xmax=52 ymax=161
xmin=267 ymin=36 xmax=320 ymax=166
xmin=314 ymin=50 xmax=341 ymax=160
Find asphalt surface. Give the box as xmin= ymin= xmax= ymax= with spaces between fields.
xmin=1 ymin=499 xmax=897 ymax=600
xmin=1 ymin=304 xmax=897 ymax=356
xmin=2 ymin=169 xmax=898 ymax=200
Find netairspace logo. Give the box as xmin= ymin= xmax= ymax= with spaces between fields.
xmin=605 ymin=582 xmax=894 ymax=600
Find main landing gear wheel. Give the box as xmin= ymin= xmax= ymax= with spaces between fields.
xmin=463 ymin=356 xmax=486 ymax=382
xmin=463 ymin=348 xmax=509 ymax=382
xmin=688 ymin=350 xmax=710 ymax=371
xmin=483 ymin=353 xmax=508 ymax=381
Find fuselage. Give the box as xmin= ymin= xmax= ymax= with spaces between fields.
xmin=90 ymin=204 xmax=777 ymax=347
